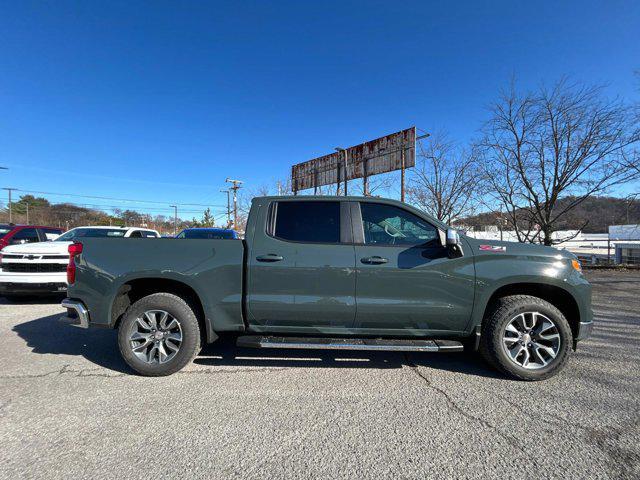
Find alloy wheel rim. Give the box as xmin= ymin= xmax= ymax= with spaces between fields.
xmin=129 ymin=310 xmax=183 ymax=364
xmin=502 ymin=312 xmax=561 ymax=370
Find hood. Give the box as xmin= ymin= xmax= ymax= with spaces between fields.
xmin=1 ymin=241 xmax=71 ymax=256
xmin=462 ymin=236 xmax=576 ymax=260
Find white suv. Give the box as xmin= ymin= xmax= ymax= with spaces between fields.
xmin=0 ymin=226 xmax=160 ymax=299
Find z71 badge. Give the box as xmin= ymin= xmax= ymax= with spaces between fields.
xmin=479 ymin=245 xmax=507 ymax=252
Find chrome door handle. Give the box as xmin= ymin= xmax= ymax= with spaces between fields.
xmin=256 ymin=254 xmax=284 ymax=262
xmin=361 ymin=256 xmax=388 ymax=265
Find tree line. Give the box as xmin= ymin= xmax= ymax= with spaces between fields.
xmin=0 ymin=195 xmax=196 ymax=235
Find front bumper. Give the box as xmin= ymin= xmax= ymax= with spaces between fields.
xmin=0 ymin=282 xmax=67 ymax=295
xmin=61 ymin=298 xmax=90 ymax=328
xmin=576 ymin=320 xmax=594 ymax=342
xmin=0 ymin=271 xmax=67 ymax=295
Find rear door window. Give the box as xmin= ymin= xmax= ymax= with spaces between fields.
xmin=10 ymin=228 xmax=40 ymax=244
xmin=274 ymin=201 xmax=340 ymax=243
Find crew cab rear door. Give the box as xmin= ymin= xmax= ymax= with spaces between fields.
xmin=246 ymin=199 xmax=356 ymax=332
xmin=352 ymin=201 xmax=475 ymax=335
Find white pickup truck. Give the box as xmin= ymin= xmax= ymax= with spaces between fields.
xmin=0 ymin=226 xmax=159 ymax=299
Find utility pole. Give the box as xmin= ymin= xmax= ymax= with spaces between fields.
xmin=25 ymin=202 xmax=29 ymax=224
xmin=2 ymin=188 xmax=16 ymax=223
xmin=220 ymin=189 xmax=232 ymax=228
xmin=225 ymin=178 xmax=243 ymax=230
xmin=170 ymin=205 xmax=177 ymax=235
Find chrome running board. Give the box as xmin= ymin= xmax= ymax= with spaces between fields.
xmin=236 ymin=336 xmax=463 ymax=352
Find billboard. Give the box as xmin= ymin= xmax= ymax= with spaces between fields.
xmin=291 ymin=127 xmax=416 ymax=192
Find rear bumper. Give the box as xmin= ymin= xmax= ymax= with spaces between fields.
xmin=61 ymin=298 xmax=90 ymax=328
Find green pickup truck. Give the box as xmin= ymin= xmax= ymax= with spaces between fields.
xmin=62 ymin=196 xmax=593 ymax=380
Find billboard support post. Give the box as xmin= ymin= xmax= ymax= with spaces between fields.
xmin=400 ymin=147 xmax=406 ymax=202
xmin=363 ymin=158 xmax=369 ymax=196
xmin=313 ymin=169 xmax=318 ymax=195
xmin=343 ymin=150 xmax=348 ymax=196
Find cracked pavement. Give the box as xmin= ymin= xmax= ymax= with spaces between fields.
xmin=0 ymin=270 xmax=639 ymax=479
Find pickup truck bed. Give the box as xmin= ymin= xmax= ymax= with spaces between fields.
xmin=70 ymin=237 xmax=244 ymax=338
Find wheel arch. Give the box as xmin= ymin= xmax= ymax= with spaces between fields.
xmin=477 ymin=282 xmax=581 ymax=341
xmin=110 ymin=277 xmax=217 ymax=343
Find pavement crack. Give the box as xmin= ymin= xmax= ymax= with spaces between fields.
xmin=403 ymin=354 xmax=534 ymax=461
xmin=487 ymin=387 xmax=640 ymax=479
xmin=0 ymin=364 xmax=288 ymax=379
xmin=176 ymin=367 xmax=288 ymax=376
xmin=0 ymin=364 xmax=75 ymax=379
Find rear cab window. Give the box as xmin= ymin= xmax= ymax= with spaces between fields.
xmin=39 ymin=227 xmax=64 ymax=241
xmin=56 ymin=228 xmax=128 ymax=241
xmin=272 ymin=201 xmax=340 ymax=243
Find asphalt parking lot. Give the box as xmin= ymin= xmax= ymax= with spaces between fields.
xmin=0 ymin=270 xmax=639 ymax=479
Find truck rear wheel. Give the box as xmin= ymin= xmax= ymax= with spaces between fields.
xmin=479 ymin=295 xmax=572 ymax=381
xmin=117 ymin=293 xmax=201 ymax=376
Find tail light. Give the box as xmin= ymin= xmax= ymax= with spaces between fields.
xmin=67 ymin=242 xmax=83 ymax=284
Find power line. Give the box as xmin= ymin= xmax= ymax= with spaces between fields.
xmin=11 ymin=188 xmax=227 ymax=208
xmin=26 ymin=203 xmax=210 ymax=215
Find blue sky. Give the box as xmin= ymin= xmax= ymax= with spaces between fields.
xmin=1 ymin=1 xmax=639 ymax=219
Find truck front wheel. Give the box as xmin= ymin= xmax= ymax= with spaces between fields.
xmin=479 ymin=295 xmax=573 ymax=381
xmin=117 ymin=293 xmax=201 ymax=376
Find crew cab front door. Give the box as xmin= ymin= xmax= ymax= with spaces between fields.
xmin=247 ymin=200 xmax=356 ymax=332
xmin=352 ymin=201 xmax=475 ymax=336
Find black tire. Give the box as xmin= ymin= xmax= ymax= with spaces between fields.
xmin=118 ymin=293 xmax=202 ymax=376
xmin=479 ymin=295 xmax=573 ymax=381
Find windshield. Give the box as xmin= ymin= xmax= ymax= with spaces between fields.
xmin=0 ymin=226 xmax=12 ymax=239
xmin=177 ymin=229 xmax=236 ymax=239
xmin=56 ymin=228 xmax=127 ymax=241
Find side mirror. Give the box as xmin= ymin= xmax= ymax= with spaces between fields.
xmin=446 ymin=228 xmax=463 ymax=258
xmin=446 ymin=228 xmax=459 ymax=246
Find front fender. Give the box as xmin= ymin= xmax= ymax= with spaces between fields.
xmin=467 ymin=253 xmax=592 ymax=331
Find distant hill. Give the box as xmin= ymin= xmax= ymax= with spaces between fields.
xmin=459 ymin=196 xmax=640 ymax=233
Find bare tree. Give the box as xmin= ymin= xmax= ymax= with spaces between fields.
xmin=407 ymin=133 xmax=479 ymax=224
xmin=478 ymin=79 xmax=640 ymax=245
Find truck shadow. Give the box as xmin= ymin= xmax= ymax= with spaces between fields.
xmin=195 ymin=336 xmax=504 ymax=379
xmin=14 ymin=314 xmax=131 ymax=373
xmin=14 ymin=314 xmax=503 ymax=379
